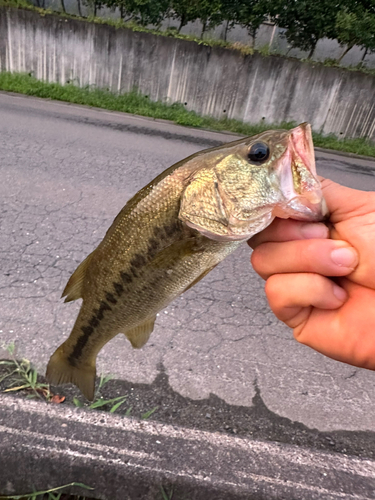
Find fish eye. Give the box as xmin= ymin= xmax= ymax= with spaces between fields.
xmin=248 ymin=142 xmax=270 ymax=163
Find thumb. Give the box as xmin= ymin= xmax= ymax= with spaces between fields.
xmin=320 ymin=178 xmax=375 ymax=223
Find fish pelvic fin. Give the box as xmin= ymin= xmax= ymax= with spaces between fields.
xmin=62 ymin=252 xmax=94 ymax=302
xmin=125 ymin=316 xmax=156 ymax=349
xmin=46 ymin=345 xmax=96 ymax=401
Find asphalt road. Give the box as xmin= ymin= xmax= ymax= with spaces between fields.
xmin=1 ymin=91 xmax=375 ymax=438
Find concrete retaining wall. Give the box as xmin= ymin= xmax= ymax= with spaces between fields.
xmin=1 ymin=7 xmax=374 ymax=140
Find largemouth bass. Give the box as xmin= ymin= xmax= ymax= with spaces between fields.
xmin=46 ymin=123 xmax=327 ymax=400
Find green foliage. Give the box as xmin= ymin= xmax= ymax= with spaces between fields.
xmin=0 ymin=71 xmax=374 ymax=158
xmin=0 ymin=0 xmax=33 ymax=7
xmin=195 ymin=0 xmax=222 ymax=38
xmin=170 ymin=0 xmax=221 ymax=34
xmin=216 ymin=0 xmax=237 ymax=41
xmin=269 ymin=0 xmax=339 ymax=58
xmin=233 ymin=0 xmax=269 ymax=47
xmin=257 ymin=43 xmax=271 ymax=56
xmin=102 ymin=0 xmax=170 ymax=25
xmin=268 ymin=0 xmax=375 ymax=61
xmin=312 ymin=132 xmax=375 ymax=157
xmin=336 ymin=7 xmax=375 ymax=62
xmin=169 ymin=0 xmax=195 ymax=32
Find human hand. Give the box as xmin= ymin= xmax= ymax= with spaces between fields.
xmin=248 ymin=178 xmax=375 ymax=370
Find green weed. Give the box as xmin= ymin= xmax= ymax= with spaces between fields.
xmin=257 ymin=44 xmax=271 ymax=57
xmin=141 ymin=406 xmax=159 ymax=420
xmin=160 ymin=485 xmax=174 ymax=500
xmin=72 ymin=373 xmax=127 ymax=412
xmin=0 ymin=343 xmax=51 ymax=401
xmin=73 ymin=394 xmax=127 ymax=412
xmin=0 ymin=482 xmax=93 ymax=500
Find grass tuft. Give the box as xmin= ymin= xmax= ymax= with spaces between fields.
xmin=0 ymin=343 xmax=154 ymax=419
xmin=0 ymin=343 xmax=52 ymax=401
xmin=160 ymin=486 xmax=174 ymax=500
xmin=141 ymin=406 xmax=159 ymax=420
xmin=72 ymin=372 xmax=128 ymax=412
xmin=1 ymin=71 xmax=374 ymax=157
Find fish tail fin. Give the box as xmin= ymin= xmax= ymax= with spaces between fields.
xmin=46 ymin=345 xmax=96 ymax=401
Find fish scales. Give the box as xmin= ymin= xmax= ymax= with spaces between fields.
xmin=46 ymin=123 xmax=328 ymax=399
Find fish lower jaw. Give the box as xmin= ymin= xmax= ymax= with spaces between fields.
xmin=272 ymin=197 xmax=329 ymax=221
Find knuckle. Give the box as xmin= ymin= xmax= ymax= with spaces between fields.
xmin=301 ymin=241 xmax=319 ymax=272
xmin=265 ymin=275 xmax=283 ymax=306
xmin=293 ymin=324 xmax=305 ymax=343
xmin=250 ymin=247 xmax=264 ymax=272
xmin=309 ymin=271 xmax=324 ymax=290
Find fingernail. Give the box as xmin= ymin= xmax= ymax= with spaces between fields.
xmin=331 ymin=247 xmax=358 ymax=268
xmin=332 ymin=284 xmax=347 ymax=302
xmin=300 ymin=223 xmax=329 ymax=239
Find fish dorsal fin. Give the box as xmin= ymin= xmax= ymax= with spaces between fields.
xmin=62 ymin=252 xmax=94 ymax=303
xmin=124 ymin=316 xmax=156 ymax=349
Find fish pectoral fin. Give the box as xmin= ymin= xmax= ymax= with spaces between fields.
xmin=62 ymin=251 xmax=94 ymax=302
xmin=124 ymin=316 xmax=156 ymax=349
xmin=46 ymin=345 xmax=96 ymax=401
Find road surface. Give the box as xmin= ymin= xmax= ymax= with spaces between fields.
xmin=0 ymin=91 xmax=374 ymax=446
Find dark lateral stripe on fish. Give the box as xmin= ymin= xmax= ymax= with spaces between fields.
xmin=130 ymin=254 xmax=147 ymax=268
xmin=164 ymin=221 xmax=180 ymax=237
xmin=153 ymin=226 xmax=164 ymax=238
xmin=121 ymin=272 xmax=133 ymax=284
xmin=68 ymin=325 xmax=94 ymax=366
xmin=130 ymin=265 xmax=140 ymax=278
xmin=94 ymin=300 xmax=112 ymax=321
xmin=147 ymin=238 xmax=159 ymax=258
xmin=89 ymin=316 xmax=100 ymax=328
xmin=68 ymin=300 xmax=112 ymax=364
xmin=113 ymin=282 xmax=124 ymax=296
xmin=105 ymin=292 xmax=118 ymax=304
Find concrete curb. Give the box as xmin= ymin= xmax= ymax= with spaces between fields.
xmin=1 ymin=394 xmax=375 ymax=500
xmin=314 ymin=146 xmax=375 ymax=164
xmin=1 ymin=90 xmax=375 ymax=167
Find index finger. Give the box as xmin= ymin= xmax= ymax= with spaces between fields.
xmin=248 ymin=218 xmax=329 ymax=249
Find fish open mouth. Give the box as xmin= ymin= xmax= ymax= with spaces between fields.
xmin=274 ymin=123 xmax=329 ymax=221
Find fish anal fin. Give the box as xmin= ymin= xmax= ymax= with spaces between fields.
xmin=125 ymin=317 xmax=156 ymax=349
xmin=62 ymin=252 xmax=94 ymax=302
xmin=46 ymin=345 xmax=96 ymax=401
